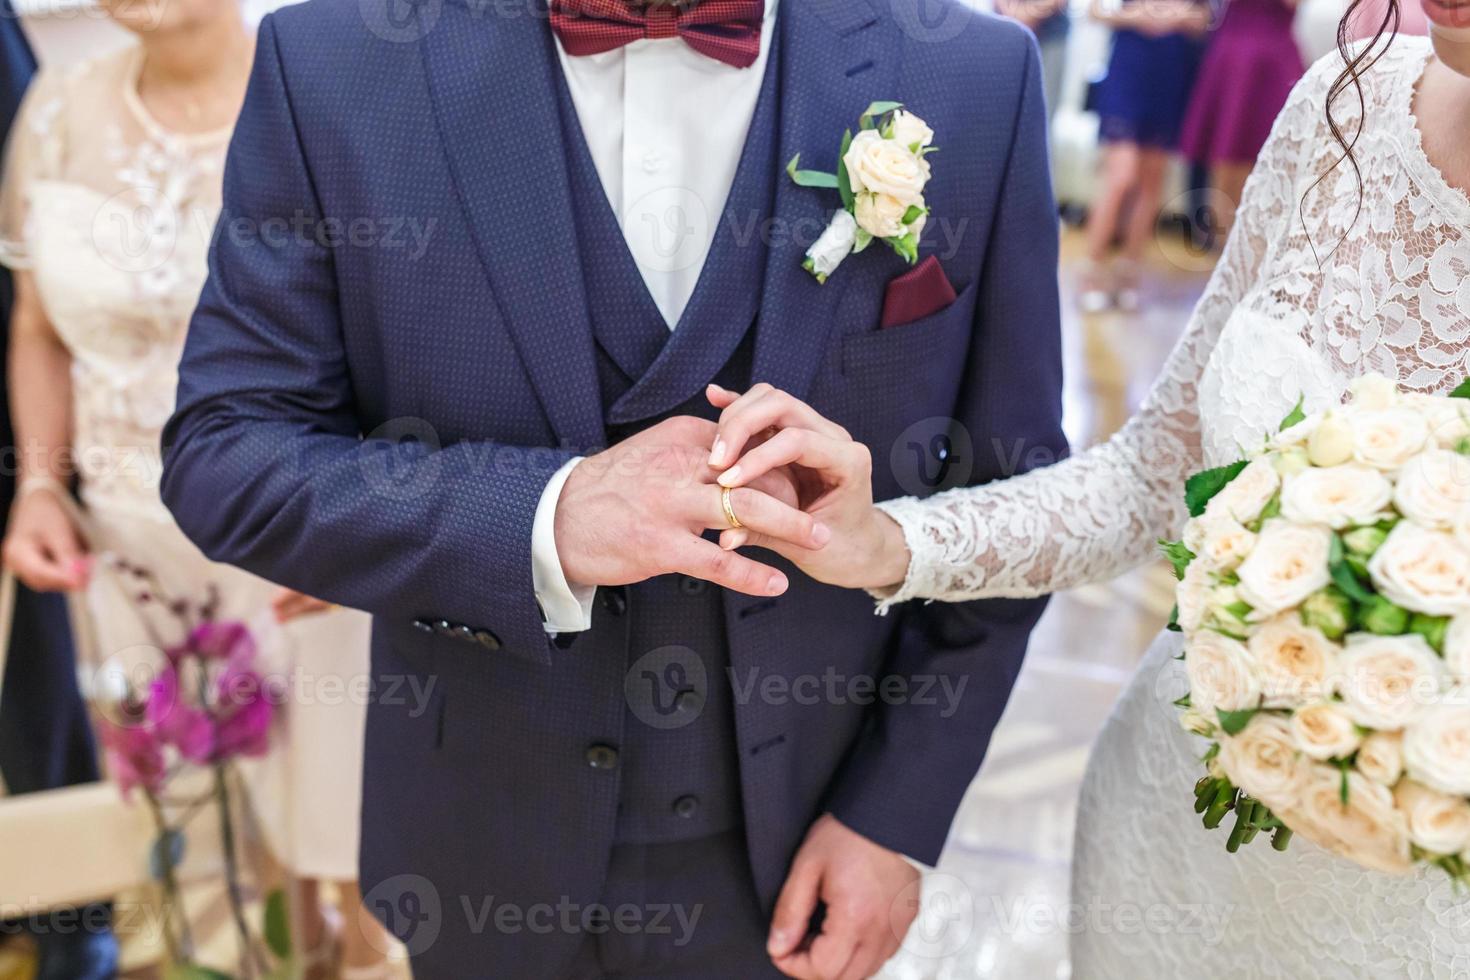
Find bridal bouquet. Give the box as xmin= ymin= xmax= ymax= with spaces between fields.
xmin=1164 ymin=375 xmax=1470 ymax=883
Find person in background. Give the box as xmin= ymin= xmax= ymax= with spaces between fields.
xmin=1352 ymin=0 xmax=1428 ymax=36
xmin=1081 ymin=0 xmax=1209 ymax=312
xmin=1179 ymin=0 xmax=1306 ymax=239
xmin=0 ymin=0 xmax=391 ymax=975
xmin=997 ymin=0 xmax=1072 ymax=119
xmin=0 ymin=4 xmax=119 ymax=977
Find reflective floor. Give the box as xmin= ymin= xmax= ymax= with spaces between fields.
xmin=879 ymin=227 xmax=1212 ymax=980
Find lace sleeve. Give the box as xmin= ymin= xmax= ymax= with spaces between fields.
xmin=873 ymin=56 xmax=1339 ymax=609
xmin=0 ymin=66 xmax=67 ymax=270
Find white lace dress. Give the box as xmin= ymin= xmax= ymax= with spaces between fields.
xmin=0 ymin=46 xmax=370 ymax=881
xmin=879 ymin=39 xmax=1470 ymax=977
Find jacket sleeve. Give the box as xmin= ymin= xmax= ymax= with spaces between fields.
xmin=161 ymin=16 xmax=569 ymax=666
xmin=825 ymin=32 xmax=1068 ymax=863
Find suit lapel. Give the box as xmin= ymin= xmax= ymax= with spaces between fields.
xmin=420 ymin=0 xmax=606 ymax=451
xmin=750 ymin=0 xmax=895 ymax=401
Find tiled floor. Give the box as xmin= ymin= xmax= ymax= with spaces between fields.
xmin=878 ymin=229 xmax=1211 ymax=979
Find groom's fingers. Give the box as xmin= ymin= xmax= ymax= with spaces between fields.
xmin=670 ymin=537 xmax=789 ymax=597
xmin=707 ymin=384 xmax=848 ymax=467
xmin=717 ymin=428 xmax=856 ymax=490
xmin=700 ymin=486 xmax=829 ymax=551
xmin=768 ymin=857 xmax=822 ymax=960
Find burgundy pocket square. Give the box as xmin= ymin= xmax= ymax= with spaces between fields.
xmin=880 ymin=255 xmax=958 ymax=329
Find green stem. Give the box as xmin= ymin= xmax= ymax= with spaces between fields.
xmin=213 ymin=763 xmax=263 ymax=979
xmin=143 ymin=792 xmax=191 ymax=963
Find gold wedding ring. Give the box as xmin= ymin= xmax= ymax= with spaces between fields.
xmin=721 ymin=486 xmax=744 ymax=529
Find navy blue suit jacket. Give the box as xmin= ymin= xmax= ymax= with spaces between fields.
xmin=163 ymin=0 xmax=1067 ymax=961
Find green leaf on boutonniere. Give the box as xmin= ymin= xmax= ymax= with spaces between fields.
xmin=901 ymin=204 xmax=927 ymax=225
xmin=859 ymin=101 xmax=904 ymax=130
xmin=887 ymin=231 xmax=919 ymax=265
xmin=1278 ymin=395 xmax=1306 ymax=432
xmin=836 ymin=129 xmax=855 ymax=210
xmin=852 ymin=228 xmax=873 ymax=254
xmin=800 ymin=257 xmax=828 ymax=285
xmin=920 ymin=144 xmax=941 ymax=156
xmin=1449 ymin=377 xmax=1470 ymax=399
xmin=1215 ymin=707 xmax=1258 ymax=736
xmin=1166 ymin=604 xmax=1182 ymax=632
xmin=786 ymin=154 xmax=840 ymax=189
xmin=1183 ymin=459 xmax=1249 ymax=517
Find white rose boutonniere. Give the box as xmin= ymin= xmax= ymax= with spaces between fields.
xmin=787 ymin=102 xmax=936 ymax=283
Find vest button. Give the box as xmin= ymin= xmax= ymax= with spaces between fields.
xmin=412 ymin=618 xmax=434 ymax=634
xmin=679 ymin=576 xmax=708 ymax=596
xmin=433 ymin=620 xmax=456 ymax=637
xmin=473 ymin=629 xmax=502 ymax=652
xmin=672 ymin=795 xmax=700 ymax=819
xmin=600 ymin=587 xmax=628 ymax=617
xmin=585 ymin=744 xmax=620 ymax=771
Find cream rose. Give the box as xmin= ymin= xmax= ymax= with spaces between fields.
xmin=1453 ymin=508 xmax=1470 ymax=564
xmin=1290 ymin=700 xmax=1362 ymax=760
xmin=1186 ymin=630 xmax=1261 ymax=712
xmin=1403 ymin=703 xmax=1470 ymax=796
xmin=1395 ymin=780 xmax=1470 ymax=855
xmin=1348 ymin=374 xmax=1401 ymax=411
xmin=1218 ymin=714 xmax=1312 ymax=811
xmin=1394 ymin=450 xmax=1470 ymax=529
xmin=853 ymin=192 xmax=909 ymax=239
xmin=1236 ymin=520 xmax=1332 ymax=617
xmin=1205 ymin=457 xmax=1280 ymax=524
xmin=1281 ymin=768 xmax=1413 ymax=875
xmin=1338 ymin=634 xmax=1448 ymax=730
xmin=889 ymin=109 xmax=934 ymax=152
xmin=843 ymin=130 xmax=927 ymax=205
xmin=1367 ymin=522 xmax=1470 ymax=617
xmin=1177 ymin=558 xmax=1210 ymax=634
xmin=1446 ymin=616 xmax=1470 ymax=684
xmin=1184 ymin=513 xmax=1256 ymax=572
xmin=1280 ymin=464 xmax=1393 ymax=529
xmin=1351 ymin=407 xmax=1430 ymax=471
xmin=1249 ymin=615 xmax=1340 ymax=708
xmin=1405 ymin=393 xmax=1470 ymax=450
xmin=1356 ymin=731 xmax=1405 ymax=786
xmin=1307 ymin=413 xmax=1356 ymax=467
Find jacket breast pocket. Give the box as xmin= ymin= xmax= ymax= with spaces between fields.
xmin=837 ymin=280 xmax=978 ymax=459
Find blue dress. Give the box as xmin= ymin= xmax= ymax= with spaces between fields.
xmin=1092 ymin=23 xmax=1205 ymax=149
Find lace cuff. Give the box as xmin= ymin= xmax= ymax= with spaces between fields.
xmin=868 ymin=496 xmax=949 ymax=614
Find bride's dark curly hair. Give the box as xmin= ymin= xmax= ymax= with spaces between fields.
xmin=1311 ymin=0 xmax=1402 ymax=233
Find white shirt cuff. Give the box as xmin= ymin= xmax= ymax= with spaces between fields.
xmin=531 ymin=457 xmax=597 ymax=634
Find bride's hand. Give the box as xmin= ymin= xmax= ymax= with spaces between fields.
xmin=705 ymin=384 xmax=911 ymax=591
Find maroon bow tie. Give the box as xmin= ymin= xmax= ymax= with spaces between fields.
xmin=550 ymin=0 xmax=766 ymax=69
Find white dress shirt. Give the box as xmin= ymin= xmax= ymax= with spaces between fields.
xmin=530 ymin=1 xmax=781 ymax=633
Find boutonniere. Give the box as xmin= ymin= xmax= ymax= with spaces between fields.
xmin=785 ymin=101 xmax=937 ymax=284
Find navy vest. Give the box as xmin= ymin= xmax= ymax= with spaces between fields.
xmin=551 ymin=45 xmax=782 ymax=844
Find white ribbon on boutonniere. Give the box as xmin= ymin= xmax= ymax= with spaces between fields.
xmin=786 ymin=101 xmax=937 ymax=283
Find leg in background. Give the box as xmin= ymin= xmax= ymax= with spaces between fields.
xmin=1116 ymin=147 xmax=1171 ymax=310
xmin=1211 ymin=160 xmax=1252 ymax=242
xmin=1081 ymin=141 xmax=1142 ymax=311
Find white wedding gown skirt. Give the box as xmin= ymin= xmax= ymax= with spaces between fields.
xmin=1071 ymin=631 xmax=1469 ymax=978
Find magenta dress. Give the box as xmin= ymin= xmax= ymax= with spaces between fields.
xmin=1178 ymin=0 xmax=1305 ymax=165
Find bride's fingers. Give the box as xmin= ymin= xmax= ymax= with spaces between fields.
xmin=698 ymin=485 xmax=831 ymax=551
xmin=716 ymin=428 xmax=864 ymax=490
xmin=706 ymin=384 xmax=847 ymax=468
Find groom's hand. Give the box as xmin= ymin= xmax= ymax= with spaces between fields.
xmin=768 ymin=814 xmax=920 ymax=980
xmin=553 ymin=416 xmax=824 ymax=597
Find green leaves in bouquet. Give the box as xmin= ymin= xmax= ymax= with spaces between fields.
xmin=1449 ymin=377 xmax=1470 ymax=400
xmin=1328 ymin=533 xmax=1375 ymax=604
xmin=1184 ymin=460 xmax=1249 ymax=518
xmin=1278 ymin=395 xmax=1306 ymax=432
xmin=1215 ymin=707 xmax=1258 ymax=736
xmin=1159 ymin=540 xmax=1196 ymax=581
xmin=785 ymin=154 xmax=840 ymax=190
